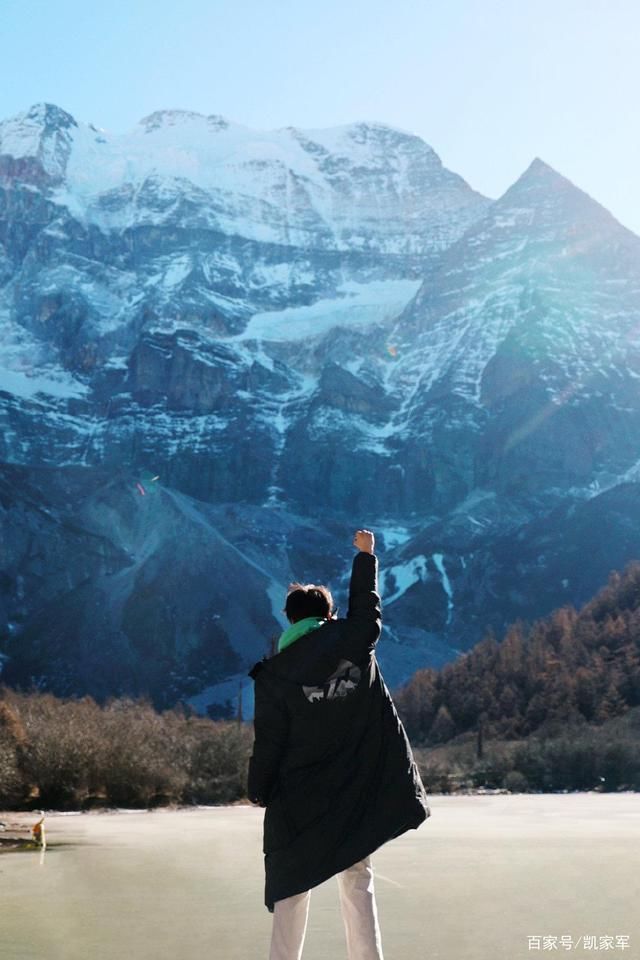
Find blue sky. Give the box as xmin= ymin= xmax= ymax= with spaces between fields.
xmin=2 ymin=0 xmax=639 ymax=232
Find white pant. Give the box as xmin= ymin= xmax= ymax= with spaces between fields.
xmin=268 ymin=855 xmax=384 ymax=960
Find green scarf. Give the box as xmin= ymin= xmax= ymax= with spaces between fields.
xmin=277 ymin=616 xmax=326 ymax=653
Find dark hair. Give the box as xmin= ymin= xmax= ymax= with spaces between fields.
xmin=284 ymin=582 xmax=334 ymax=623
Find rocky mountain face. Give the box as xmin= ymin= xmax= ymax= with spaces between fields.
xmin=1 ymin=103 xmax=639 ymax=715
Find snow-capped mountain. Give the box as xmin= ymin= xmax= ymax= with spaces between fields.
xmin=1 ymin=103 xmax=639 ymax=715
xmin=0 ymin=103 xmax=488 ymax=250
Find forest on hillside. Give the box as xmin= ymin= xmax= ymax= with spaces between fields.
xmin=394 ymin=562 xmax=640 ymax=745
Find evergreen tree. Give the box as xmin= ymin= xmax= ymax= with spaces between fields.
xmin=429 ymin=704 xmax=455 ymax=743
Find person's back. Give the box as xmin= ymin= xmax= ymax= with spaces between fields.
xmin=248 ymin=529 xmax=431 ymax=959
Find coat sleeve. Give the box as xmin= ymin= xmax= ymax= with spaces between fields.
xmin=342 ymin=551 xmax=382 ymax=663
xmin=247 ymin=670 xmax=289 ymax=807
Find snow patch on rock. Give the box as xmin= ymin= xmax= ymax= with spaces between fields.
xmin=235 ymin=280 xmax=421 ymax=342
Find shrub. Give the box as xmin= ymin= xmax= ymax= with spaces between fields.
xmin=184 ymin=720 xmax=253 ymax=804
xmin=0 ymin=686 xmax=253 ymax=810
xmin=502 ymin=770 xmax=530 ymax=793
xmin=0 ymin=699 xmax=28 ymax=807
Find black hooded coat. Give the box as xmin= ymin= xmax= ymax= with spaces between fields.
xmin=247 ymin=550 xmax=431 ymax=913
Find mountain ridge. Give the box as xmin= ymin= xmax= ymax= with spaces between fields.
xmin=1 ymin=103 xmax=639 ymax=716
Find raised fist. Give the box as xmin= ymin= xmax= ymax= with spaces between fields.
xmin=353 ymin=529 xmax=375 ymax=555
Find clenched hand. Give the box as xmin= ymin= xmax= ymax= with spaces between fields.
xmin=353 ymin=529 xmax=375 ymax=555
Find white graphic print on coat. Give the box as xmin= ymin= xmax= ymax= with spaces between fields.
xmin=302 ymin=659 xmax=362 ymax=703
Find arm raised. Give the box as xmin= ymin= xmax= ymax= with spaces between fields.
xmin=342 ymin=530 xmax=382 ymax=662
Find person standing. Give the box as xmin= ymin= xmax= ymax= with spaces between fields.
xmin=248 ymin=528 xmax=431 ymax=960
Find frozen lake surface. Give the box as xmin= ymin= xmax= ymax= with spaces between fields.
xmin=1 ymin=794 xmax=639 ymax=959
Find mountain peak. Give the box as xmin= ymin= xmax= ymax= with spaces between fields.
xmin=345 ymin=119 xmax=423 ymax=140
xmin=0 ymin=103 xmax=78 ymax=184
xmin=528 ymin=156 xmax=556 ymax=174
xmin=510 ymin=156 xmax=576 ymax=193
xmin=437 ymin=153 xmax=640 ymax=293
xmin=0 ymin=103 xmax=77 ymax=140
xmin=23 ymin=103 xmax=78 ymax=131
xmin=292 ymin=118 xmax=434 ymax=153
xmin=139 ymin=109 xmax=230 ymax=134
xmin=492 ymin=155 xmax=618 ymax=229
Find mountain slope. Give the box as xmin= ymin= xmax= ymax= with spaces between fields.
xmin=1 ymin=104 xmax=640 ymax=714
